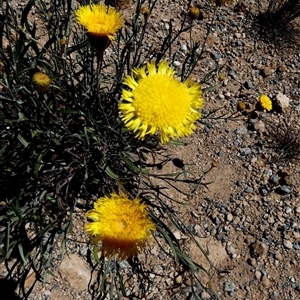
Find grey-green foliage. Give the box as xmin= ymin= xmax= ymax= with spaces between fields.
xmin=0 ymin=0 xmax=218 ymax=298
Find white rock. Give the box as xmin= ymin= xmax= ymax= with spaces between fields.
xmin=255 ymin=271 xmax=262 ymax=280
xmin=201 ymin=291 xmax=211 ymax=299
xmin=173 ymin=230 xmax=181 ymax=240
xmin=276 ymin=92 xmax=290 ymax=109
xmin=180 ymin=44 xmax=187 ymax=51
xmin=59 ymin=254 xmax=92 ymax=291
xmin=226 ymin=245 xmax=236 ymax=255
xmin=227 ymin=213 xmax=233 ymax=222
xmin=283 ymin=239 xmax=293 ymax=249
xmin=43 ymin=290 xmax=51 ymax=296
xmin=285 ymin=207 xmax=292 ymax=214
xmin=150 ymin=246 xmax=158 ymax=256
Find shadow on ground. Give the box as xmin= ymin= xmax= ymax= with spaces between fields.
xmin=0 ymin=278 xmax=20 ymax=300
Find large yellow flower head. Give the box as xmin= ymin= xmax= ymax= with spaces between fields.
xmin=119 ymin=61 xmax=205 ymax=144
xmin=259 ymin=94 xmax=272 ymax=111
xmin=75 ymin=4 xmax=124 ymax=50
xmin=85 ymin=193 xmax=155 ymax=260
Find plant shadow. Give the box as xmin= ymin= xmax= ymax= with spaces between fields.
xmin=0 ymin=278 xmax=20 ymax=300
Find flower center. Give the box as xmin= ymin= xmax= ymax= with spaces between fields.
xmin=132 ymin=74 xmax=191 ymax=128
xmin=118 ymin=219 xmax=127 ymax=230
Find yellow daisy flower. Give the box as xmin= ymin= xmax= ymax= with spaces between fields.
xmin=32 ymin=72 xmax=51 ymax=93
xmin=259 ymin=94 xmax=272 ymax=111
xmin=119 ymin=61 xmax=205 ymax=144
xmin=85 ymin=193 xmax=155 ymax=260
xmin=75 ymin=4 xmax=124 ymax=50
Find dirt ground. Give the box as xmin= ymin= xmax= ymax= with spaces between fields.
xmin=1 ymin=0 xmax=300 ymax=299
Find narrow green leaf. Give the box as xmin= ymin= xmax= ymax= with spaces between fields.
xmin=34 ymin=153 xmax=43 ymax=176
xmin=157 ymin=224 xmax=178 ymax=264
xmin=0 ymin=146 xmax=6 ymax=156
xmin=18 ymin=112 xmax=26 ymax=120
xmin=121 ymin=155 xmax=143 ymax=173
xmin=18 ymin=243 xmax=27 ymax=265
xmin=51 ymin=138 xmax=60 ymax=145
xmin=66 ymin=40 xmax=89 ymax=55
xmin=5 ymin=221 xmax=11 ymax=259
xmin=92 ymin=244 xmax=100 ymax=264
xmin=101 ymin=159 xmax=120 ymax=180
xmin=9 ymin=203 xmax=23 ymax=221
xmin=100 ymin=256 xmax=113 ymax=292
xmin=116 ymin=268 xmax=127 ymax=296
xmin=46 ymin=269 xmax=56 ymax=277
xmin=203 ymin=85 xmax=220 ymax=93
xmin=17 ymin=134 xmax=29 ymax=148
xmin=169 ymin=140 xmax=187 ymax=146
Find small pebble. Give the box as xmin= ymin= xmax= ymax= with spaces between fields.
xmin=262 ymin=276 xmax=272 ymax=288
xmin=251 ymin=241 xmax=268 ymax=257
xmin=244 ymin=186 xmax=253 ymax=193
xmin=173 ymin=230 xmax=181 ymax=240
xmin=226 ymin=245 xmax=236 ymax=255
xmin=285 ymin=207 xmax=292 ymax=214
xmin=224 ymin=282 xmax=236 ymax=292
xmin=247 ymin=257 xmax=257 ymax=266
xmin=269 ymin=174 xmax=279 ymax=184
xmin=194 ymin=224 xmax=201 ymax=232
xmin=240 ymin=148 xmax=252 ymax=155
xmin=279 ymin=185 xmax=291 ymax=194
xmin=175 ymin=275 xmax=182 ymax=284
xmin=255 ymin=271 xmax=262 ymax=280
xmin=293 ymin=241 xmax=300 ymax=250
xmin=272 ymin=290 xmax=279 ymax=298
xmin=235 ymin=127 xmax=248 ymax=134
xmin=201 ymin=291 xmax=211 ymax=299
xmin=283 ymin=239 xmax=293 ymax=249
xmin=227 ymin=213 xmax=233 ymax=222
xmin=180 ymin=44 xmax=187 ymax=51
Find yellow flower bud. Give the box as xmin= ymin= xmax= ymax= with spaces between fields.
xmin=140 ymin=6 xmax=150 ymax=16
xmin=237 ymin=101 xmax=246 ymax=112
xmin=60 ymin=39 xmax=67 ymax=46
xmin=211 ymin=160 xmax=218 ymax=168
xmin=189 ymin=6 xmax=201 ymax=20
xmin=32 ymin=72 xmax=51 ymax=94
xmin=218 ymin=73 xmax=225 ymax=82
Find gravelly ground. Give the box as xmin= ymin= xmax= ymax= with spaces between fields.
xmin=1 ymin=0 xmax=300 ymax=299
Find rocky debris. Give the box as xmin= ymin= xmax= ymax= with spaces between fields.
xmin=3 ymin=1 xmax=300 ymax=300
